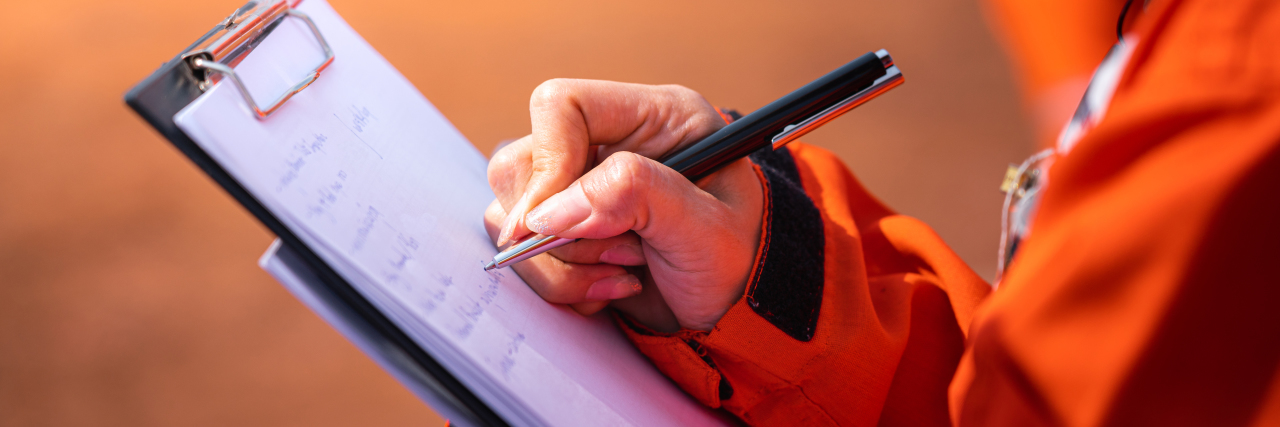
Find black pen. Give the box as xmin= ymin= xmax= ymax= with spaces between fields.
xmin=485 ymin=49 xmax=904 ymax=271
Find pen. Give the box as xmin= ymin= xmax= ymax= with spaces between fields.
xmin=485 ymin=49 xmax=904 ymax=271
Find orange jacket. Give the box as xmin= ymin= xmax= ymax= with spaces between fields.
xmin=617 ymin=0 xmax=1280 ymax=424
xmin=982 ymin=0 xmax=1124 ymax=146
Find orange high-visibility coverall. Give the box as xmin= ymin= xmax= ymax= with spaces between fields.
xmin=616 ymin=0 xmax=1280 ymax=424
xmin=982 ymin=0 xmax=1126 ymax=146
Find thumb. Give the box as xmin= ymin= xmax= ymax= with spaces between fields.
xmin=526 ymin=151 xmax=762 ymax=331
xmin=523 ymin=151 xmax=722 ymax=247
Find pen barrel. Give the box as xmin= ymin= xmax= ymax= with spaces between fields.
xmin=660 ymin=51 xmax=888 ymax=182
xmin=490 ymin=51 xmax=898 ymax=270
xmin=492 ymin=234 xmax=575 ymax=269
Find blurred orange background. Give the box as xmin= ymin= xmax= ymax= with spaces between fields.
xmin=0 ymin=0 xmax=1039 ymax=425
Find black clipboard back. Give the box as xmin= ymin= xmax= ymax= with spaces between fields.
xmin=122 ymin=1 xmax=504 ymax=425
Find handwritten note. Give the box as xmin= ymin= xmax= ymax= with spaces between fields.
xmin=174 ymin=1 xmax=724 ymax=425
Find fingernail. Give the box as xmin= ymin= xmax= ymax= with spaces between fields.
xmin=599 ymin=243 xmax=645 ymax=265
xmin=585 ymin=274 xmax=642 ymax=301
xmin=526 ymin=182 xmax=592 ymax=236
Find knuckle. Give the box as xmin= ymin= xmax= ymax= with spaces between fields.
xmin=483 ymin=201 xmax=502 ymax=221
xmin=663 ymin=84 xmax=699 ymax=100
xmin=657 ymin=85 xmax=719 ymax=133
xmin=662 ymin=84 xmax=710 ymax=107
xmin=604 ymin=152 xmax=653 ymax=196
xmin=593 ymin=152 xmax=661 ymax=221
xmin=530 ymin=78 xmax=575 ymax=108
xmin=487 ymin=153 xmax=526 ymax=200
xmin=486 ymin=146 xmax=514 ymax=181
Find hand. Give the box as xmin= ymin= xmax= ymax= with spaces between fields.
xmin=484 ymin=79 xmax=764 ymax=332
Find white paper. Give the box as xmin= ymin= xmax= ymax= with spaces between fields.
xmin=174 ymin=1 xmax=725 ymax=425
xmin=258 ymin=240 xmax=485 ymax=425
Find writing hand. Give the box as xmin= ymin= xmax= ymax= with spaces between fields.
xmin=484 ymin=79 xmax=763 ymax=332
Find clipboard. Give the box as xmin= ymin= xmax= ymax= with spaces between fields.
xmin=123 ymin=1 xmax=502 ymax=425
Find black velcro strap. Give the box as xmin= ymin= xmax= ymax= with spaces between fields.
xmin=746 ymin=146 xmax=826 ymax=341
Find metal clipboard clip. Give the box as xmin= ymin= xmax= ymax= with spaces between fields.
xmin=181 ymin=0 xmax=334 ymax=119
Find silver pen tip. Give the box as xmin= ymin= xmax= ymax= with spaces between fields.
xmin=483 ymin=261 xmax=498 ymax=271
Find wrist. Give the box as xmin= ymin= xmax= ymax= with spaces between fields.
xmin=683 ymin=159 xmax=771 ymax=331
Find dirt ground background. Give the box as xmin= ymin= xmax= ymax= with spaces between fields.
xmin=0 ymin=0 xmax=1033 ymax=425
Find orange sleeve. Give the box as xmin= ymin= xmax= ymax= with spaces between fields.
xmin=616 ymin=141 xmax=990 ymax=425
xmin=612 ymin=0 xmax=1280 ymax=425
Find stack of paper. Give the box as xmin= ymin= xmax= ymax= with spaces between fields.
xmin=173 ymin=1 xmax=725 ymax=425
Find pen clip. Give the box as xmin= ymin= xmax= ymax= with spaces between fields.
xmin=770 ymin=50 xmax=905 ymax=149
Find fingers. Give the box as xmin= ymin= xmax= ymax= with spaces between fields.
xmin=592 ymin=84 xmax=725 ymax=160
xmin=570 ymin=301 xmax=610 ymax=316
xmin=548 ymin=232 xmax=646 ymax=266
xmin=487 ymin=134 xmax=601 ymax=215
xmin=490 ymin=137 xmax=521 ymax=157
xmin=509 ymin=254 xmax=641 ymax=304
xmin=484 ymin=199 xmax=644 ymax=305
xmin=524 ymin=151 xmax=726 ymax=243
xmin=483 ymin=80 xmax=752 ymax=330
xmin=521 ymin=152 xmax=764 ymax=330
xmin=490 ymin=79 xmax=725 ymax=247
xmin=608 ymin=272 xmax=682 ymax=333
xmin=486 ymin=199 xmax=645 ymax=266
xmin=483 ymin=198 xmax=511 ymax=243
xmin=487 ymin=135 xmax=534 ymax=213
